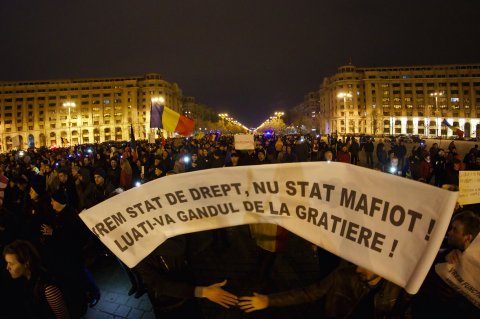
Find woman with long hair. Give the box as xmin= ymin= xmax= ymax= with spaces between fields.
xmin=3 ymin=240 xmax=70 ymax=319
xmin=119 ymin=157 xmax=133 ymax=190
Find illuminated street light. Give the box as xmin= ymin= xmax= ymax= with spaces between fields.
xmin=430 ymin=91 xmax=443 ymax=137
xmin=151 ymin=96 xmax=165 ymax=103
xmin=337 ymin=92 xmax=352 ymax=137
xmin=62 ymin=101 xmax=76 ymax=145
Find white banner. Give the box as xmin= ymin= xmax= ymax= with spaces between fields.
xmin=79 ymin=162 xmax=457 ymax=294
xmin=459 ymin=171 xmax=480 ymax=205
xmin=435 ymin=235 xmax=480 ymax=308
xmin=234 ymin=134 xmax=255 ymax=150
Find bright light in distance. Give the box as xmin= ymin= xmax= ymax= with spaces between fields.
xmin=62 ymin=101 xmax=76 ymax=108
xmin=151 ymin=96 xmax=165 ymax=103
xmin=18 ymin=150 xmax=25 ymax=157
xmin=389 ymin=167 xmax=396 ymax=173
xmin=135 ymin=182 xmax=141 ymax=187
xmin=337 ymin=92 xmax=352 ymax=98
xmin=183 ymin=156 xmax=190 ymax=163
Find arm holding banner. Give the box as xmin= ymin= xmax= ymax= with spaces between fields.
xmin=135 ymin=237 xmax=237 ymax=314
xmin=239 ymin=264 xmax=410 ymax=318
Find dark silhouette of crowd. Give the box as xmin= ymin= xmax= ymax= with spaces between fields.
xmin=0 ymin=133 xmax=479 ymax=318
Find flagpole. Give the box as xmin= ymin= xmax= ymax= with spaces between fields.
xmin=431 ymin=91 xmax=443 ymax=138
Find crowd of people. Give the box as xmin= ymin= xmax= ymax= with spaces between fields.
xmin=0 ymin=133 xmax=479 ymax=318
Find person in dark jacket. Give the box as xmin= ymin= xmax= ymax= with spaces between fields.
xmin=135 ymin=235 xmax=238 ymax=318
xmin=57 ymin=168 xmax=79 ymax=213
xmin=364 ymin=139 xmax=375 ymax=168
xmin=72 ymin=166 xmax=96 ymax=211
xmin=376 ymin=140 xmax=388 ymax=170
xmin=239 ymin=264 xmax=411 ymax=319
xmin=295 ymin=138 xmax=310 ymax=162
xmin=40 ymin=190 xmax=88 ymax=318
xmin=186 ymin=153 xmax=205 ymax=172
xmin=4 ymin=240 xmax=71 ymax=319
xmin=106 ymin=158 xmax=121 ymax=188
xmin=349 ymin=138 xmax=360 ymax=165
xmin=92 ymin=168 xmax=115 ymax=205
xmin=19 ymin=179 xmax=54 ymax=246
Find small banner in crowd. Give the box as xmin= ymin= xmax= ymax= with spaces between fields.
xmin=435 ymin=235 xmax=480 ymax=308
xmin=79 ymin=162 xmax=458 ymax=294
xmin=459 ymin=171 xmax=480 ymax=205
xmin=234 ymin=134 xmax=255 ymax=150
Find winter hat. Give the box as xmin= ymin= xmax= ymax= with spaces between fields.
xmin=30 ymin=177 xmax=46 ymax=197
xmin=93 ymin=168 xmax=107 ymax=179
xmin=51 ymin=189 xmax=67 ymax=205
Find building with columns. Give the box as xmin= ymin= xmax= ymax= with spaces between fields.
xmin=318 ymin=63 xmax=480 ymax=138
xmin=0 ymin=73 xmax=187 ymax=151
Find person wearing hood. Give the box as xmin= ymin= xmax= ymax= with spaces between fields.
xmin=92 ymin=168 xmax=115 ymax=204
xmin=72 ymin=165 xmax=96 ymax=211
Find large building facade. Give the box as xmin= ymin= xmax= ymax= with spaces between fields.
xmin=319 ymin=63 xmax=480 ymax=138
xmin=0 ymin=73 xmax=185 ymax=151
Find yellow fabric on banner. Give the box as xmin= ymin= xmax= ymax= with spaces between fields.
xmin=162 ymin=106 xmax=181 ymax=133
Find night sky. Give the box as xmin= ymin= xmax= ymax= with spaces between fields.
xmin=1 ymin=0 xmax=479 ymax=127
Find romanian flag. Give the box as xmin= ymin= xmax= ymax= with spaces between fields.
xmin=150 ymin=102 xmax=194 ymax=136
xmin=442 ymin=119 xmax=464 ymax=138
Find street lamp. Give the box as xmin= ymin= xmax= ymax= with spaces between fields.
xmin=218 ymin=113 xmax=228 ymax=132
xmin=337 ymin=92 xmax=352 ymax=139
xmin=63 ymin=101 xmax=76 ymax=145
xmin=371 ymin=104 xmax=376 ymax=135
xmin=430 ymin=91 xmax=443 ymax=137
xmin=151 ymin=96 xmax=165 ymax=104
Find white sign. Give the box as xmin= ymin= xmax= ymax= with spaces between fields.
xmin=80 ymin=162 xmax=457 ymax=294
xmin=459 ymin=171 xmax=480 ymax=205
xmin=148 ymin=132 xmax=156 ymax=144
xmin=435 ymin=235 xmax=480 ymax=308
xmin=234 ymin=134 xmax=255 ymax=150
xmin=12 ymin=135 xmax=20 ymax=148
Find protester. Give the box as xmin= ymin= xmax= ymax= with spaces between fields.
xmin=135 ymin=235 xmax=238 ymax=318
xmin=239 ymin=264 xmax=411 ymax=318
xmin=349 ymin=138 xmax=360 ymax=165
xmin=3 ymin=239 xmax=71 ymax=319
xmin=364 ymin=138 xmax=374 ymax=168
xmin=336 ymin=145 xmax=350 ymax=163
xmin=40 ymin=189 xmax=88 ymax=318
xmin=412 ymin=211 xmax=480 ymax=318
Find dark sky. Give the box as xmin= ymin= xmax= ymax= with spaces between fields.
xmin=1 ymin=0 xmax=479 ymax=127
